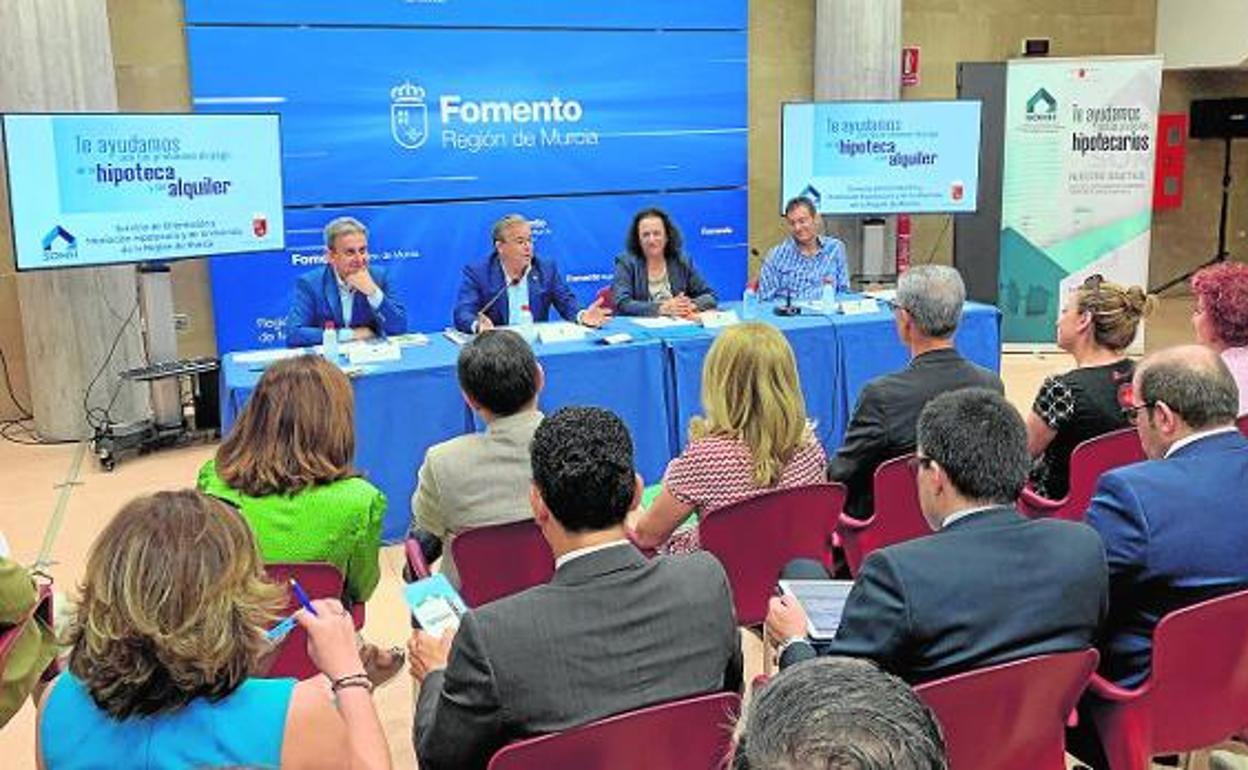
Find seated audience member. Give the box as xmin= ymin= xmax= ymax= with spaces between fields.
xmin=1026 ymin=275 xmax=1154 ymax=499
xmin=197 ymin=355 xmax=402 ymax=685
xmin=38 ymin=491 xmax=391 ymax=770
xmin=766 ymin=388 xmax=1107 ymax=682
xmin=0 ymin=536 xmax=57 ymax=728
xmin=630 ymin=322 xmax=826 ymax=553
xmin=286 ymin=216 xmax=407 ymax=347
xmin=409 ymin=330 xmax=545 ymax=586
xmin=829 ymin=265 xmax=1002 ymax=520
xmin=733 ymin=657 xmax=947 ymax=770
xmin=1087 ymin=344 xmax=1248 ymax=687
xmin=612 ymin=207 xmax=717 ymax=317
xmin=1191 ymin=261 xmax=1248 ymax=414
xmin=453 ymin=213 xmax=610 ymax=333
xmin=757 ymin=196 xmax=849 ymax=302
xmin=409 ymin=407 xmax=743 ymax=770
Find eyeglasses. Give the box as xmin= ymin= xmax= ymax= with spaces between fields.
xmin=907 ymin=454 xmax=936 ymax=472
xmin=1121 ymin=401 xmax=1156 ymax=426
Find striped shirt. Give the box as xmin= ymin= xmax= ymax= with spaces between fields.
xmin=758 ymin=235 xmax=849 ymax=301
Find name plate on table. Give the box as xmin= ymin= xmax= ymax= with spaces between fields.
xmin=345 ymin=341 xmax=402 ymax=365
xmin=699 ymin=309 xmax=741 ymax=329
xmin=536 ymin=322 xmax=590 ymax=344
xmin=838 ymin=298 xmax=881 ymax=315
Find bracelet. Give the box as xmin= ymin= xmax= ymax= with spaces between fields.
xmin=330 ymin=673 xmax=374 ymax=694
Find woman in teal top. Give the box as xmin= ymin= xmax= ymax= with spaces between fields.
xmin=197 ymin=354 xmax=401 ymax=683
xmin=38 ymin=490 xmax=393 ymax=770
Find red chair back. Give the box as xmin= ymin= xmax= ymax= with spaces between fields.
xmin=261 ymin=563 xmax=365 ymax=679
xmin=0 ymin=583 xmax=53 ymax=674
xmin=1017 ymin=427 xmax=1145 ymax=521
xmin=915 ymin=649 xmax=1098 ymax=770
xmin=699 ymin=483 xmax=845 ymax=626
xmin=837 ymin=455 xmax=931 ymax=576
xmin=1237 ymin=413 xmax=1248 ymax=437
xmin=451 ymin=520 xmax=554 ymax=608
xmin=1087 ymin=588 xmax=1248 ymax=769
xmin=486 ymin=691 xmax=741 ymax=770
xmin=593 ymin=285 xmax=614 ymax=311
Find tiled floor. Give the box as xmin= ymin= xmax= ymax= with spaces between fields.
xmin=0 ymin=296 xmax=1217 ymax=769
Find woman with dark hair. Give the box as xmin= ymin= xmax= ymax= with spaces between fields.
xmin=1025 ymin=275 xmax=1155 ymax=499
xmin=38 ymin=490 xmax=391 ymax=769
xmin=1191 ymin=261 xmax=1248 ymax=414
xmin=612 ymin=207 xmax=717 ymax=317
xmin=198 ymin=354 xmax=402 ymax=685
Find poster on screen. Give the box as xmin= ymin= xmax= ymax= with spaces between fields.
xmin=997 ymin=56 xmax=1162 ymax=346
xmin=2 ymin=113 xmax=285 ymax=271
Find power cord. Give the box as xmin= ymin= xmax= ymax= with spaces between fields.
xmin=82 ymin=299 xmax=140 ymax=433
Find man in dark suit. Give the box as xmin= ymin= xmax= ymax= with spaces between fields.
xmin=1087 ymin=344 xmax=1248 ymax=688
xmin=408 ymin=406 xmax=743 ymax=770
xmin=453 ymin=213 xmax=610 ymax=333
xmin=285 ymin=216 xmax=408 ymax=346
xmin=829 ymin=264 xmax=1003 ymax=520
xmin=767 ymin=388 xmax=1107 ymax=683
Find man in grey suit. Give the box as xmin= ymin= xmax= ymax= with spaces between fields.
xmin=408 ymin=406 xmax=744 ymax=770
xmin=408 ymin=329 xmax=545 ymax=587
xmin=829 ymin=265 xmax=1003 ymax=520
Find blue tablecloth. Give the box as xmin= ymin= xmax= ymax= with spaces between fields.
xmin=220 ymin=301 xmax=1001 ymax=541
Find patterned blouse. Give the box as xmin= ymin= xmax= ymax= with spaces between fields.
xmin=660 ymin=433 xmax=828 ymax=553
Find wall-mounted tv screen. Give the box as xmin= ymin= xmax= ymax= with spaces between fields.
xmin=2 ymin=113 xmax=284 ymax=271
xmin=781 ymin=100 xmax=982 ymax=215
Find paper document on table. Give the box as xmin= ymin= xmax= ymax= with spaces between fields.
xmin=628 ymin=316 xmax=697 ymax=329
xmin=536 ymin=322 xmax=589 ymax=344
xmin=387 ymin=333 xmax=430 ymax=346
xmin=345 ymin=341 xmax=402 ymax=365
xmin=699 ymin=309 xmax=740 ymax=329
xmin=232 ymin=348 xmax=305 ymax=365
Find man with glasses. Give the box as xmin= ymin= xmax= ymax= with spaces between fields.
xmin=828 ymin=264 xmax=1003 ymax=520
xmin=1086 ymin=344 xmax=1248 ymax=688
xmin=453 ymin=213 xmax=611 ymax=333
xmin=765 ymin=388 xmax=1107 ymax=682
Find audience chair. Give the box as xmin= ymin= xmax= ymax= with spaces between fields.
xmin=486 ymin=691 xmax=741 ymax=770
xmin=451 ymin=520 xmax=554 ymax=608
xmin=0 ymin=582 xmax=53 ymax=676
xmin=1237 ymin=413 xmax=1248 ymax=438
xmin=914 ymin=649 xmax=1099 ymax=770
xmin=1017 ymin=427 xmax=1145 ymax=522
xmin=837 ymin=455 xmax=930 ymax=576
xmin=404 ymin=536 xmax=432 ymax=581
xmin=1082 ymin=588 xmax=1248 ymax=770
xmin=700 ymin=483 xmax=846 ymax=627
xmin=261 ymin=563 xmax=365 ymax=680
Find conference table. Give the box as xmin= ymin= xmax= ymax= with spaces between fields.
xmin=220 ymin=298 xmax=1001 ymax=540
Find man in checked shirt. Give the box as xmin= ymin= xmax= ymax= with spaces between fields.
xmin=757 ymin=196 xmax=849 ymax=302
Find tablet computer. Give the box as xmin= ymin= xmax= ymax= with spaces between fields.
xmin=778 ymin=579 xmax=855 ymax=640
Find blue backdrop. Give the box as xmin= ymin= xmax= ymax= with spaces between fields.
xmin=184 ymin=3 xmax=748 ymax=353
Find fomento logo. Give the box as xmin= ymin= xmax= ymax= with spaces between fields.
xmin=41 ymin=225 xmax=78 ymax=263
xmin=1025 ymin=87 xmax=1058 ymax=122
xmin=391 ymin=81 xmax=429 ymax=150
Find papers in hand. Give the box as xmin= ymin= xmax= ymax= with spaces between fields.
xmin=404 ymin=573 xmax=468 ymax=637
xmin=778 ymin=579 xmax=855 ymax=640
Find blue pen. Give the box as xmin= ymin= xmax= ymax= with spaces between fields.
xmin=289 ymin=578 xmax=319 ymax=616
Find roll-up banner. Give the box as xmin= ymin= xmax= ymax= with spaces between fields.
xmin=998 ymin=56 xmax=1162 ymax=346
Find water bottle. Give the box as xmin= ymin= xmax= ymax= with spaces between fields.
xmin=742 ymin=280 xmax=759 ymax=320
xmin=820 ymin=277 xmax=837 ymax=313
xmin=322 ymin=321 xmax=339 ymax=362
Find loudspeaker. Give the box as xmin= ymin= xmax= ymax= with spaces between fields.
xmin=1189 ymin=98 xmax=1248 ymax=139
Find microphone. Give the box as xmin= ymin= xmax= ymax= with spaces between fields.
xmin=478 ymin=274 xmax=521 ymax=318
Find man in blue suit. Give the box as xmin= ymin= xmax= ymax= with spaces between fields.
xmin=286 ymin=216 xmax=408 ymax=347
xmin=453 ymin=213 xmax=610 ymax=334
xmin=1087 ymin=344 xmax=1248 ymax=687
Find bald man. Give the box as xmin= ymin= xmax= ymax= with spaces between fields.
xmin=1087 ymin=344 xmax=1248 ymax=687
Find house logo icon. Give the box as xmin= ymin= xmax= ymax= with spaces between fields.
xmin=799 ymin=183 xmax=822 ymax=210
xmin=41 ymin=225 xmax=78 ymax=262
xmin=1025 ymin=88 xmax=1058 ymax=122
xmin=391 ymin=81 xmax=429 ymax=150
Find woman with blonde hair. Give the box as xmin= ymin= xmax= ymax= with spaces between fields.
xmin=631 ymin=322 xmax=827 ymax=552
xmin=1026 ymin=274 xmax=1156 ymax=499
xmin=37 ymin=490 xmax=391 ymax=769
xmin=197 ymin=354 xmax=401 ymax=684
